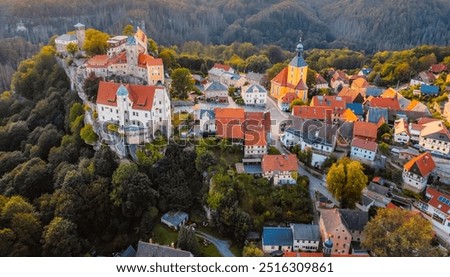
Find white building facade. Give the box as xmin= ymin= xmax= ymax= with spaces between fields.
xmin=350 ymin=138 xmax=377 ymax=163
xmin=241 ymin=84 xmax=267 ymax=106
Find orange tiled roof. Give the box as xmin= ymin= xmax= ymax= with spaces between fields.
xmin=404 ymin=152 xmax=436 ymax=177
xmin=381 ymin=88 xmax=397 ymax=98
xmin=405 ymin=100 xmax=420 ymax=111
xmin=86 ymin=55 xmax=110 ymax=67
xmin=351 ymin=77 xmax=369 ymax=89
xmin=215 ymin=108 xmax=245 ymax=139
xmin=295 ymin=79 xmax=308 ymax=90
xmin=261 ymin=154 xmax=297 ymax=172
xmin=96 ymin=81 xmax=159 ymax=111
xmin=342 ymin=108 xmax=358 ymax=122
xmin=352 ymin=137 xmax=377 ymax=152
xmin=245 ymin=126 xmax=266 ymax=147
xmin=292 ymin=106 xmax=329 ymax=120
xmin=213 ymin=63 xmax=232 ymax=72
xmin=370 ymin=97 xmax=400 ymax=110
xmin=281 ymin=92 xmax=299 ymax=104
xmin=338 ymin=87 xmax=363 ymax=103
xmin=271 ymin=67 xmax=288 ymax=86
xmin=353 ymin=121 xmax=378 ymax=141
xmin=430 ymin=63 xmax=447 ymax=73
xmin=284 ymin=252 xmax=369 ymax=257
xmin=315 ymin=74 xmax=328 ymax=85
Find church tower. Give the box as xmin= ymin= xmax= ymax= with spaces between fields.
xmin=74 ymin=23 xmax=85 ymax=49
xmin=126 ymin=36 xmax=139 ymax=74
xmin=322 ymin=237 xmax=333 ymax=257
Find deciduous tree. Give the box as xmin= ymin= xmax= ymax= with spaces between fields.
xmin=177 ymin=226 xmax=200 ymax=256
xmin=170 ymin=68 xmax=194 ymax=99
xmin=326 ymin=158 xmax=368 ymax=208
xmin=42 ymin=217 xmax=83 ymax=256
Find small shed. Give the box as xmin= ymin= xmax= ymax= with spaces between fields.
xmin=161 ymin=211 xmax=189 ymax=230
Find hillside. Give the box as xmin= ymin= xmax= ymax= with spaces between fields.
xmin=0 ymin=0 xmax=449 ymax=53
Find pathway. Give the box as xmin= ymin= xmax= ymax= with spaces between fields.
xmin=196 ymin=231 xmax=235 ymax=257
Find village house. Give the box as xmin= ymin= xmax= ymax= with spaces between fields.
xmin=160 ymin=211 xmax=189 ymax=230
xmin=443 ymin=101 xmax=450 ymax=123
xmin=353 ymin=121 xmax=378 ymax=142
xmin=417 ymin=187 xmax=450 ymax=235
xmin=338 ymin=87 xmax=364 ymax=104
xmin=402 ymin=152 xmax=436 ymax=192
xmin=136 ymin=241 xmax=193 ymax=257
xmin=330 ymin=70 xmax=349 ymax=92
xmin=410 ymin=71 xmax=436 ymax=86
xmin=430 ymin=63 xmax=448 ymax=74
xmin=315 ymin=74 xmax=329 ymax=90
xmin=291 ymin=224 xmax=321 ymax=252
xmin=55 ymin=23 xmax=85 ymax=54
xmin=262 ymin=227 xmax=293 ymax=254
xmin=363 ymin=179 xmax=392 ymax=207
xmin=346 ymin=103 xmax=364 ymax=120
xmin=215 ymin=108 xmax=245 ymax=141
xmin=261 ymin=154 xmax=298 ymax=185
xmin=319 ymin=209 xmax=368 ymax=254
xmin=244 ymin=125 xmax=267 ymax=158
xmin=420 ymin=84 xmax=440 ymax=96
xmin=270 ymin=38 xmax=308 ymax=104
xmin=208 ymin=63 xmax=235 ymax=82
xmin=197 ymin=109 xmax=215 ymax=134
xmin=418 ymin=119 xmax=450 ymax=156
xmin=96 ymin=81 xmax=171 ymax=143
xmin=279 ymin=92 xmax=299 ymax=112
xmin=350 ymin=137 xmax=378 ymax=163
xmin=241 ymin=84 xmax=267 ymax=106
xmin=394 ymin=118 xmax=410 ymax=144
xmin=203 ymin=81 xmax=228 ymax=102
xmin=85 ymin=28 xmax=164 ymax=86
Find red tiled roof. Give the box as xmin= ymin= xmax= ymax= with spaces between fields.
xmin=315 ymin=74 xmax=328 ymax=85
xmin=430 ymin=64 xmax=447 ymax=73
xmin=353 ymin=121 xmax=378 ymax=141
xmin=292 ymin=106 xmax=329 ymax=120
xmin=370 ymin=97 xmax=400 ymax=110
xmin=245 ymin=126 xmax=266 ymax=147
xmin=215 ymin=108 xmax=245 ymax=139
xmin=386 ymin=202 xmax=399 ymax=209
xmin=351 ymin=137 xmax=378 ymax=152
xmin=261 ymin=154 xmax=297 ymax=172
xmin=284 ymin=252 xmax=369 ymax=257
xmin=213 ymin=63 xmax=232 ymax=72
xmin=295 ymin=80 xmax=308 ymax=90
xmin=404 ymin=152 xmax=436 ymax=177
xmin=426 ymin=187 xmax=450 ymax=215
xmin=311 ymin=95 xmax=350 ymax=113
xmin=417 ymin=117 xmax=440 ymax=125
xmin=86 ymin=55 xmax=110 ymax=68
xmin=146 ymin=58 xmax=163 ymax=66
xmin=96 ymin=81 xmax=159 ymax=111
xmin=271 ymin=67 xmax=288 ymax=86
xmin=281 ymin=92 xmax=299 ymax=104
xmin=338 ymin=87 xmax=363 ymax=103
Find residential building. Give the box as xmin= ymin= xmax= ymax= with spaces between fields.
xmin=430 ymin=63 xmax=448 ymax=74
xmin=368 ymin=97 xmax=401 ymax=111
xmin=160 ymin=211 xmax=189 ymax=230
xmin=290 ymin=224 xmax=320 ymax=252
xmin=402 ymin=152 xmax=436 ymax=192
xmin=394 ymin=118 xmax=410 ymax=143
xmin=338 ymin=87 xmax=364 ymax=104
xmin=315 ymin=74 xmax=329 ymax=90
xmin=399 ymin=148 xmax=419 ymax=161
xmin=244 ymin=126 xmax=267 ymax=158
xmin=136 ymin=241 xmax=193 ymax=257
xmin=96 ymin=81 xmax=171 ymax=143
xmin=171 ymin=100 xmax=195 ymax=114
xmin=364 ymin=181 xmax=391 ymax=207
xmin=365 ymin=87 xmax=383 ymax=97
xmin=443 ymin=101 xmax=450 ymax=123
xmin=417 ymin=187 xmax=450 ymax=235
xmin=319 ymin=209 xmax=368 ymax=254
xmin=261 ymin=154 xmax=298 ymax=185
xmin=292 ymin=106 xmax=331 ymax=122
xmin=405 ymin=100 xmax=430 ymax=114
xmin=55 ymin=23 xmax=85 ymax=54
xmin=208 ymin=63 xmax=235 ymax=82
xmin=300 ymin=120 xmax=337 ymax=155
xmin=353 ymin=121 xmax=378 ymax=142
xmin=350 ymin=138 xmax=378 ymax=163
xmin=203 ymin=81 xmax=228 ymax=102
xmin=86 ymin=28 xmax=164 ymax=86
xmin=330 ymin=70 xmax=349 ymax=92
xmin=279 ymin=92 xmax=299 ymax=112
xmin=410 ymin=71 xmax=436 ymax=86
xmin=346 ymin=103 xmax=364 ymax=119
xmin=270 ymin=38 xmax=308 ymax=103
xmin=241 ymin=84 xmax=267 ymax=106
xmin=419 ymin=119 xmax=450 ymax=156
xmin=198 ymin=109 xmax=215 ymax=134
xmin=215 ymin=108 xmax=246 ymax=140
xmin=262 ymin=227 xmax=293 ymax=253
xmin=350 ymin=77 xmax=369 ymax=91
xmin=421 ymin=84 xmax=440 ymax=96
xmin=366 ymin=107 xmax=389 ymax=125
xmin=246 ymin=71 xmax=265 ymax=85
xmin=341 ymin=109 xmax=358 ymax=122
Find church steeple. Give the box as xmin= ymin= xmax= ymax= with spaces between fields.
xmin=296 ymin=37 xmax=304 ymax=57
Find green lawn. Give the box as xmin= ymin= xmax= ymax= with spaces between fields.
xmin=199 ymin=238 xmax=222 ymax=257
xmin=152 ymin=223 xmax=179 ymax=246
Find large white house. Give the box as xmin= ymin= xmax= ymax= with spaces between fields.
xmin=419 ymin=120 xmax=450 ymax=156
xmin=198 ymin=109 xmax=216 ymax=134
xmin=241 ymin=84 xmax=267 ymax=106
xmin=96 ymin=81 xmax=171 ymax=143
xmin=402 ymin=152 xmax=436 ymax=192
xmin=394 ymin=118 xmax=410 ymax=144
xmin=290 ymin=224 xmax=320 ymax=252
xmin=203 ymin=81 xmax=228 ymax=102
xmin=418 ymin=187 xmax=450 ymax=235
xmin=261 ymin=154 xmax=298 ymax=185
xmin=244 ymin=126 xmax=267 ymax=158
xmin=350 ymin=138 xmax=378 ymax=163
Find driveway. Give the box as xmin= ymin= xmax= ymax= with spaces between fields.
xmin=196 ymin=231 xmax=235 ymax=257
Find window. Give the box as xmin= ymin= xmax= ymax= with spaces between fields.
xmin=110 ymin=108 xmax=112 ymax=112
xmin=101 ymin=107 xmax=104 ymax=111
xmin=145 ymin=113 xmax=148 ymax=118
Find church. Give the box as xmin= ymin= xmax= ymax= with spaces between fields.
xmin=270 ymin=38 xmax=308 ymax=105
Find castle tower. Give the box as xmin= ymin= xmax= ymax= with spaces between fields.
xmin=322 ymin=237 xmax=333 ymax=257
xmin=116 ymin=84 xmax=129 ymax=129
xmin=74 ymin=23 xmax=85 ymax=49
xmin=126 ymin=36 xmax=139 ymax=74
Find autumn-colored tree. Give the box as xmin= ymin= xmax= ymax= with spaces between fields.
xmin=80 ymin=124 xmax=97 ymax=145
xmin=82 ymin=29 xmax=109 ymax=56
xmin=242 ymin=245 xmax=264 ymax=257
xmin=170 ymin=68 xmax=194 ymax=99
xmin=122 ymin=24 xmax=134 ymax=36
xmin=326 ymin=157 xmax=368 ymax=208
xmin=362 ymin=208 xmax=439 ymax=256
xmin=66 ymin=42 xmax=78 ymax=56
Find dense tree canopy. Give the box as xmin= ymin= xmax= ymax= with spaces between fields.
xmin=326 ymin=158 xmax=368 ymax=208
xmin=170 ymin=68 xmax=194 ymax=99
xmin=82 ymin=29 xmax=109 ymax=56
xmin=362 ymin=208 xmax=440 ymax=257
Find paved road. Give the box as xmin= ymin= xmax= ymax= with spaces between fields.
xmin=196 ymin=231 xmax=235 ymax=257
